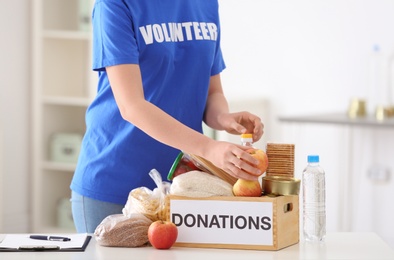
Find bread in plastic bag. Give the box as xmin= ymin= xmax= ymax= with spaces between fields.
xmin=122 ymin=169 xmax=171 ymax=221
xmin=94 ymin=213 xmax=152 ymax=247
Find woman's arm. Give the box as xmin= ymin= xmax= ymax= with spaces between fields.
xmin=204 ymin=74 xmax=264 ymax=142
xmin=107 ymin=64 xmax=213 ymax=154
xmin=107 ymin=64 xmax=262 ymax=180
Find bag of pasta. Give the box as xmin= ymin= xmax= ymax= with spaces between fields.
xmin=122 ymin=169 xmax=171 ymax=221
xmin=94 ymin=213 xmax=152 ymax=247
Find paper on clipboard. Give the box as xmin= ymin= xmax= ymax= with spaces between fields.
xmin=0 ymin=233 xmax=89 ymax=251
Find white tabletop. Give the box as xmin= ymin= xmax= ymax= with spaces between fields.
xmin=1 ymin=232 xmax=394 ymax=260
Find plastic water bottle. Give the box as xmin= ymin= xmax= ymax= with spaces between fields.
xmin=302 ymin=155 xmax=326 ymax=242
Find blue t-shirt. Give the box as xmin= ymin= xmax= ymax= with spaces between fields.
xmin=70 ymin=0 xmax=226 ymax=205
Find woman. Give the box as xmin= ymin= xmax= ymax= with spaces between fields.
xmin=70 ymin=0 xmax=264 ymax=233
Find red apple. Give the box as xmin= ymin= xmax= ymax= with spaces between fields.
xmin=148 ymin=220 xmax=178 ymax=249
xmin=246 ymin=148 xmax=269 ymax=173
xmin=232 ymin=179 xmax=262 ymax=197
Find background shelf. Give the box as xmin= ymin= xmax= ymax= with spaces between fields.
xmin=32 ymin=0 xmax=94 ymax=232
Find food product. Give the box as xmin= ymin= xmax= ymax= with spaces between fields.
xmin=170 ymin=170 xmax=234 ymax=197
xmin=232 ymin=179 xmax=262 ymax=197
xmin=245 ymin=148 xmax=269 ymax=173
xmin=94 ymin=213 xmax=152 ymax=247
xmin=123 ymin=187 xmax=167 ymax=221
xmin=167 ymin=152 xmax=200 ymax=180
xmin=123 ymin=169 xmax=170 ymax=221
xmin=148 ymin=220 xmax=178 ymax=249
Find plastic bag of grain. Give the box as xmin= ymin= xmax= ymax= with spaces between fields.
xmin=94 ymin=213 xmax=152 ymax=247
xmin=170 ymin=170 xmax=234 ymax=197
xmin=122 ymin=169 xmax=171 ymax=221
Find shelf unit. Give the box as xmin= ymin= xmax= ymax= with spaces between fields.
xmin=279 ymin=113 xmax=394 ymax=128
xmin=31 ymin=0 xmax=95 ymax=232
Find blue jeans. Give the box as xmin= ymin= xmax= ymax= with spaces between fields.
xmin=71 ymin=191 xmax=124 ymax=233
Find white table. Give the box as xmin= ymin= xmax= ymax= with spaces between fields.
xmin=1 ymin=232 xmax=393 ymax=260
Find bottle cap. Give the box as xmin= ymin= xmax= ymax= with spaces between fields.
xmin=241 ymin=134 xmax=253 ymax=145
xmin=307 ymin=155 xmax=319 ymax=163
xmin=241 ymin=133 xmax=253 ymax=139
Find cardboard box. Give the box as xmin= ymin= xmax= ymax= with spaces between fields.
xmin=166 ymin=195 xmax=299 ymax=251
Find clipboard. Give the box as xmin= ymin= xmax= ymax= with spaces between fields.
xmin=0 ymin=233 xmax=91 ymax=252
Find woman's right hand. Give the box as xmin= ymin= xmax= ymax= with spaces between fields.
xmin=202 ymin=140 xmax=262 ymax=181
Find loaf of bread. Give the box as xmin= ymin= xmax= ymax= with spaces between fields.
xmin=170 ymin=170 xmax=234 ymax=197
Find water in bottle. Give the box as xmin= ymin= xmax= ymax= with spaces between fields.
xmin=302 ymin=155 xmax=326 ymax=242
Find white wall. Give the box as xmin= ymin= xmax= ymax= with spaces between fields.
xmin=0 ymin=0 xmax=31 ymax=232
xmin=219 ymin=0 xmax=394 ymax=248
xmin=220 ymin=0 xmax=394 ymax=111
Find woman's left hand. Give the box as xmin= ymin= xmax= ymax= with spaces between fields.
xmin=218 ymin=111 xmax=264 ymax=142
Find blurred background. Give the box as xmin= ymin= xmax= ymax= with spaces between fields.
xmin=1 ymin=0 xmax=394 ymax=249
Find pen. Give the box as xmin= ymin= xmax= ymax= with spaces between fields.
xmin=30 ymin=235 xmax=71 ymax=242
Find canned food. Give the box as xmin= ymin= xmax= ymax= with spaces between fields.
xmin=262 ymin=176 xmax=300 ymax=196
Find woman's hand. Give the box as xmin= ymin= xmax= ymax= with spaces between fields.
xmin=218 ymin=111 xmax=264 ymax=143
xmin=202 ymin=140 xmax=262 ymax=181
xmin=203 ymin=74 xmax=264 ymax=143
